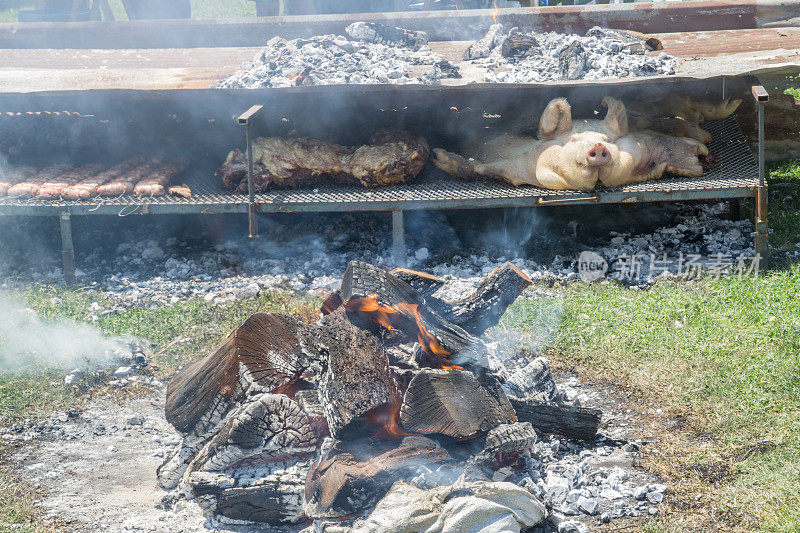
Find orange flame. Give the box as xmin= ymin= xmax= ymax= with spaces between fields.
xmin=365 ymin=402 xmax=416 ymax=440
xmin=491 ymin=1 xmax=499 ymax=24
xmin=344 ymin=295 xmax=461 ymax=369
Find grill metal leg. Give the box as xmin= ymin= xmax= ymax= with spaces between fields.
xmin=392 ymin=210 xmax=406 ymax=267
xmin=59 ymin=212 xmax=76 ymax=284
xmin=755 ymin=99 xmax=768 ymax=270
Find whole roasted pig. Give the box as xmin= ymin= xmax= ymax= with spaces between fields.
xmin=432 ymin=96 xmax=709 ymax=191
xmin=216 ymin=130 xmax=429 ymax=193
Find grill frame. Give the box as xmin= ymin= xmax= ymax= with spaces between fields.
xmin=0 ymin=115 xmax=758 ymax=216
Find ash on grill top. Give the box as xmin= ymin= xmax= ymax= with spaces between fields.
xmin=473 ymin=25 xmax=677 ymax=83
xmin=218 ymin=22 xmax=677 ymax=89
xmin=218 ymin=22 xmax=458 ymax=88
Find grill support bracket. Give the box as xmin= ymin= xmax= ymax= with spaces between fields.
xmin=59 ymin=211 xmax=75 ymax=284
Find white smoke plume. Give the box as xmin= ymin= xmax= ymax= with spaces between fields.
xmin=0 ymin=292 xmax=133 ymax=372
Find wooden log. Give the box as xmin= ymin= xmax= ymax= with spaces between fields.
xmin=304 ymin=436 xmax=452 ymax=519
xmin=165 ymin=313 xmax=312 ymax=437
xmin=441 ymin=262 xmax=532 ymax=337
xmin=315 ymin=310 xmax=398 ymax=438
xmin=159 ymin=313 xmax=320 ymax=489
xmin=399 ymin=369 xmax=516 ymax=438
xmin=186 ymin=393 xmax=318 ymax=476
xmin=188 ymin=460 xmax=310 ymax=524
xmin=481 ymin=422 xmax=538 ymax=455
xmin=509 ymin=398 xmax=602 ymax=441
xmin=388 ymin=267 xmax=445 ymax=298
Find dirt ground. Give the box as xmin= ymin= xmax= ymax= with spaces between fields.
xmin=8 ymin=374 xmax=659 ymax=532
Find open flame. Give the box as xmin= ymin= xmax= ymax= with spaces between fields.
xmin=365 ymin=401 xmax=415 ymax=440
xmin=344 ymin=295 xmax=461 ymax=369
xmin=491 ymin=1 xmax=499 ymax=24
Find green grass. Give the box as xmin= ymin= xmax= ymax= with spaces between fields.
xmin=498 ymin=162 xmax=800 ymax=531
xmin=0 ymin=0 xmax=254 ymax=23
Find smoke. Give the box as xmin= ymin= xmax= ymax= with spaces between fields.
xmin=0 ymin=292 xmax=133 ymax=372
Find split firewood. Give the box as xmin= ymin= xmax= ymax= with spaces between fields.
xmin=189 ymin=460 xmax=310 ymax=524
xmin=159 ymin=313 xmax=318 ymax=489
xmin=304 ymin=436 xmax=453 ymax=519
xmin=509 ymin=398 xmax=602 ymax=440
xmin=388 ymin=267 xmax=446 ymax=299
xmin=338 ymin=261 xmax=485 ymax=366
xmin=314 ymin=310 xmax=398 ymax=438
xmin=185 ymin=393 xmax=318 ymax=477
xmin=501 ymin=27 xmax=539 ymax=57
xmin=481 ymin=422 xmax=538 ymax=455
xmin=399 ymin=369 xmax=516 ymax=439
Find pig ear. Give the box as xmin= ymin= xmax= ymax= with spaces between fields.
xmin=601 ymin=96 xmax=628 ymax=138
xmin=538 ymin=98 xmax=572 ymax=140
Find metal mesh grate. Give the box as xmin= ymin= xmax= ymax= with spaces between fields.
xmin=0 ymin=115 xmax=758 ymax=214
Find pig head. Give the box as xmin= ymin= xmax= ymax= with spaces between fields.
xmin=432 ymin=97 xmax=627 ymax=191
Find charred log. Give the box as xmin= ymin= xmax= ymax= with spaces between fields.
xmin=481 ymin=422 xmax=538 ymax=455
xmin=304 ymin=436 xmax=452 ymax=519
xmin=159 ymin=313 xmax=319 ymax=489
xmin=186 ymin=393 xmax=317 ymax=476
xmin=399 ymin=369 xmax=516 ymax=439
xmin=440 ymin=262 xmax=532 ymax=337
xmin=315 ymin=310 xmax=397 ymax=438
xmin=509 ymin=398 xmax=602 ymax=440
xmin=388 ymin=267 xmax=445 ymax=298
xmin=189 ymin=460 xmax=310 ymax=524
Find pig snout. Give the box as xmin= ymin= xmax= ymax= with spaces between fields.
xmin=586 ymin=144 xmax=611 ymax=166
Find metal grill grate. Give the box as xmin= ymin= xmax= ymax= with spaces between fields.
xmin=0 ymin=115 xmax=758 ymax=216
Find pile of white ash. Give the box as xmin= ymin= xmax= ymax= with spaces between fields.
xmin=466 ymin=25 xmax=677 ymax=83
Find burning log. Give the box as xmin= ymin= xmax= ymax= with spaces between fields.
xmin=509 ymin=398 xmax=602 ymax=441
xmin=501 ymin=27 xmax=539 ymax=57
xmin=345 ymin=21 xmax=428 ymax=49
xmin=338 ymin=261 xmax=487 ymax=368
xmin=304 ymin=436 xmax=453 ymax=519
xmin=315 ymin=310 xmax=398 ymax=439
xmin=399 ymin=369 xmax=516 ymax=439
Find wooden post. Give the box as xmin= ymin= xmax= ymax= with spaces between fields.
xmin=752 ymin=85 xmax=769 ymax=271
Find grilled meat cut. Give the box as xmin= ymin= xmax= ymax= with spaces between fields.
xmin=37 ymin=164 xmax=105 ymax=199
xmin=62 ymin=157 xmax=145 ymax=200
xmin=0 ymin=166 xmax=37 ymax=197
xmin=7 ymin=164 xmax=74 ymax=198
xmin=133 ymin=159 xmax=188 ymax=197
xmin=96 ymin=157 xmax=165 ymax=197
xmin=216 ymin=130 xmax=429 ymax=193
xmin=168 ymin=184 xmax=192 ymax=198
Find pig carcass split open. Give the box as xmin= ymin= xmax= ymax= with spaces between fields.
xmin=431 ymin=96 xmax=708 ymax=191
